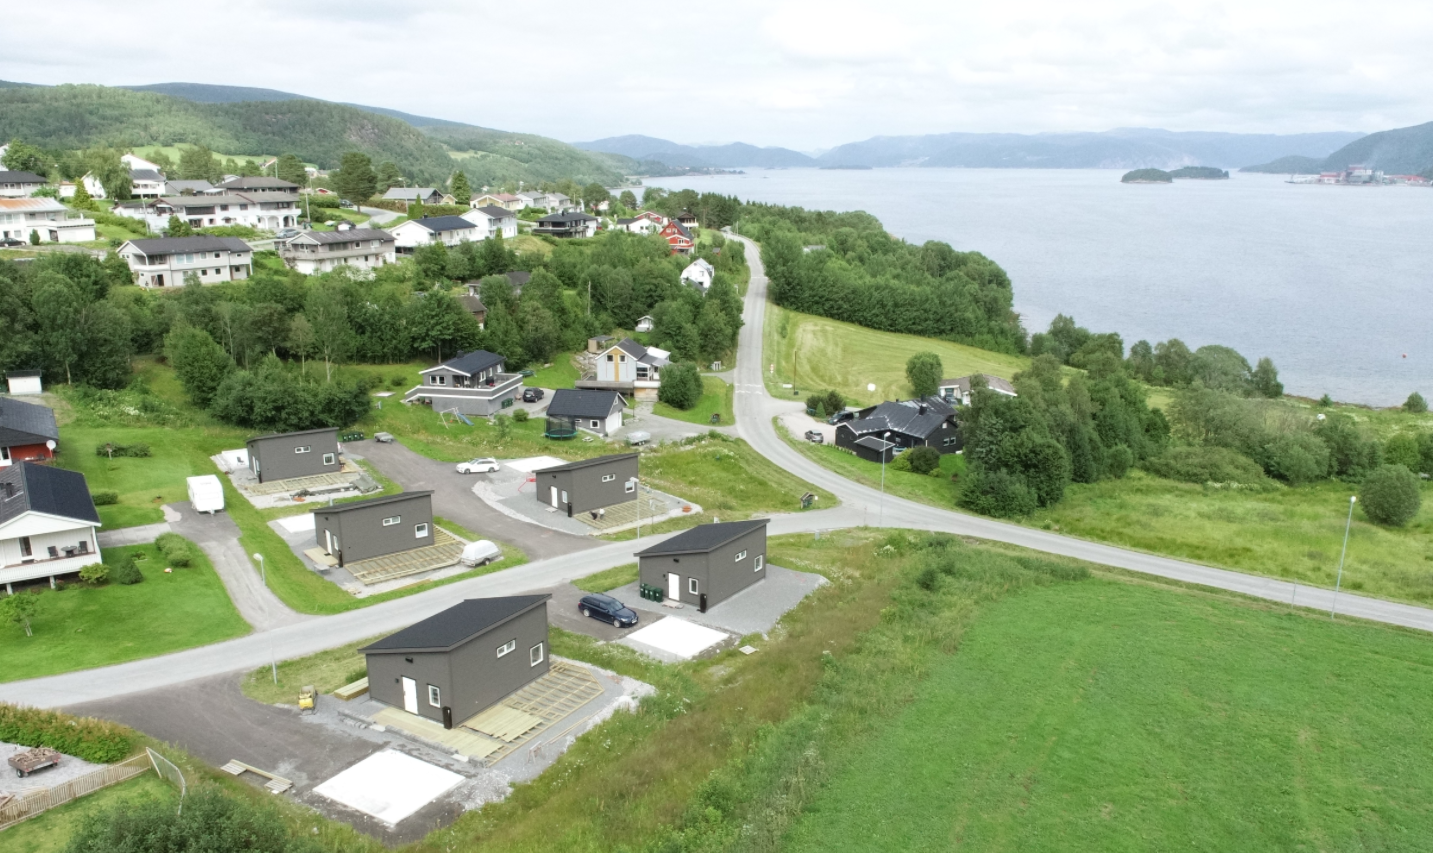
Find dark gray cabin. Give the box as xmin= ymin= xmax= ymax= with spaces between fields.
xmin=834 ymin=397 xmax=959 ymax=461
xmin=636 ymin=519 xmax=768 ymax=612
xmin=533 ymin=453 xmax=639 ymax=516
xmin=360 ymin=595 xmax=551 ymax=728
xmin=245 ymin=427 xmax=341 ymax=484
xmin=312 ymin=491 xmax=434 ymax=567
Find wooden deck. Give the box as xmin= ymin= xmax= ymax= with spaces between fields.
xmin=346 ymin=528 xmax=466 ymax=584
xmin=247 ymin=468 xmax=363 ymax=496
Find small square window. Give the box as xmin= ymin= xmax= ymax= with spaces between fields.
xmin=428 ymin=685 xmax=441 ymax=707
xmin=754 ymin=554 xmax=764 ymax=572
xmin=688 ymin=577 xmax=699 ymax=595
xmin=497 ymin=639 xmax=515 ymax=658
xmin=601 ymin=473 xmax=615 ymax=482
xmin=383 ymin=516 xmax=401 ymax=526
xmin=734 ymin=550 xmax=747 ymax=562
xmin=530 ymin=643 xmax=545 ymax=667
xmin=591 ymin=420 xmax=600 ymax=428
xmin=625 ymin=479 xmax=636 ymax=493
xmin=415 ymin=523 xmax=430 ymax=538
xmin=322 ymin=453 xmax=336 ymax=465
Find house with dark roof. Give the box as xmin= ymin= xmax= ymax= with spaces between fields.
xmin=459 ymin=204 xmax=518 ymax=240
xmin=128 ymin=169 xmax=166 ymax=198
xmin=659 ymin=219 xmax=694 ymax=255
xmin=382 ymin=186 xmax=449 ymax=205
xmin=245 ymin=427 xmax=342 ymax=484
xmin=405 ymin=350 xmax=523 ymax=416
xmin=118 ymin=236 xmax=253 ymax=287
xmin=581 ymin=338 xmax=670 ymax=401
xmin=834 ymin=397 xmax=961 ymax=462
xmin=533 ymin=211 xmax=598 ymax=239
xmin=937 ymin=374 xmax=1017 ymax=407
xmin=217 ymin=176 xmax=301 ymax=195
xmin=675 ymin=210 xmax=699 ymax=230
xmin=388 ymin=215 xmax=481 ymax=253
xmin=545 ymin=389 xmax=626 ymax=437
xmin=636 ymin=519 xmax=768 ymax=611
xmin=312 ymin=491 xmax=434 ymax=568
xmin=0 ymin=462 xmax=102 ymax=591
xmin=0 ymin=171 xmax=47 ymax=199
xmin=279 ymin=228 xmax=395 ymax=275
xmin=0 ymin=397 xmax=60 ymax=467
xmin=164 ymin=179 xmax=216 ymax=196
xmin=360 ymin=595 xmax=551 ymax=727
xmin=532 ymin=453 xmax=639 ymax=516
xmin=149 ymin=193 xmax=299 ymax=231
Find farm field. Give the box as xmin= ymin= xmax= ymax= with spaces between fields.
xmin=784 ymin=575 xmax=1433 ymax=852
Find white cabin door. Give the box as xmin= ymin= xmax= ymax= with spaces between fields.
xmin=668 ymin=572 xmax=681 ymax=601
xmin=401 ymin=677 xmax=418 ymax=714
xmin=550 ymin=486 xmax=559 ymax=508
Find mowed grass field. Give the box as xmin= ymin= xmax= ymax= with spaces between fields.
xmin=785 ymin=577 xmax=1433 ymax=852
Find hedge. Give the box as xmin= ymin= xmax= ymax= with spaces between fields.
xmin=91 ymin=490 xmax=119 ymax=505
xmin=95 ymin=442 xmax=151 ymax=458
xmin=155 ymin=533 xmax=195 ymax=568
xmin=0 ymin=703 xmax=134 ymax=763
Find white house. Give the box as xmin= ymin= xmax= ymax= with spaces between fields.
xmin=142 ymin=193 xmax=300 ymax=231
xmin=937 ymin=374 xmax=1018 ymax=406
xmin=595 ymin=338 xmax=670 ymax=383
xmin=217 ymin=176 xmax=301 ymax=195
xmin=129 ymin=169 xmax=166 ymax=198
xmin=681 ymin=258 xmax=715 ymax=292
xmin=387 ymin=215 xmax=481 ymax=253
xmin=382 ymin=187 xmax=448 ymax=205
xmin=59 ymin=173 xmax=109 ymax=201
xmin=0 ymin=462 xmax=102 ymax=592
xmin=472 ymin=193 xmax=522 ymax=211
xmin=0 ymin=171 xmax=48 ymax=199
xmin=121 ymin=153 xmax=163 ymax=173
xmin=636 ymin=315 xmax=654 ymax=333
xmin=0 ymin=198 xmax=97 ymax=244
xmin=280 ymin=228 xmax=396 ymax=275
xmin=515 ymin=190 xmax=545 ymax=209
xmin=460 ymin=205 xmax=518 ymax=240
xmin=118 ymin=235 xmax=253 ymax=288
xmin=545 ymin=192 xmax=579 ymax=213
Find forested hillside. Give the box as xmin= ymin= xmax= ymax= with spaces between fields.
xmin=424 ymin=126 xmax=630 ymax=187
xmin=1315 ymin=120 xmax=1433 ymax=175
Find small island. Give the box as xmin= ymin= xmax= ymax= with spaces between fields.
xmin=1169 ymin=166 xmax=1230 ymax=180
xmin=1121 ymin=168 xmax=1172 ymax=183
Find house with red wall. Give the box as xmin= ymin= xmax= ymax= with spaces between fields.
xmin=0 ymin=397 xmax=59 ymax=467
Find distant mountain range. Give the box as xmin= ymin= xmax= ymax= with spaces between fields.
xmin=574 ymin=135 xmax=816 ymax=169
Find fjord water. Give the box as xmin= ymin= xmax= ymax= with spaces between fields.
xmin=648 ymin=169 xmax=1431 ymax=406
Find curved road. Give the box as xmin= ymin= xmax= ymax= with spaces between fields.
xmin=5 ymin=235 xmax=1433 ymax=709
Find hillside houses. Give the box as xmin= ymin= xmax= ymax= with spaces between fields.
xmin=534 ymin=211 xmax=598 ymax=239
xmin=279 ymin=228 xmax=396 ymax=275
xmin=118 ymin=236 xmax=253 ymax=287
xmin=659 ymin=219 xmax=694 ymax=254
xmin=0 ymin=198 xmax=97 ymax=244
xmin=460 ymin=205 xmax=518 ymax=240
xmin=389 ymin=215 xmax=483 ymax=253
xmin=472 ymin=192 xmax=523 ymax=210
xmin=117 ymin=193 xmax=300 ymax=231
xmin=384 ymin=187 xmax=452 ymax=205
xmin=681 ymin=258 xmax=715 ymax=292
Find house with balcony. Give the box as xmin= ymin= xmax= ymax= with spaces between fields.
xmin=579 ymin=338 xmax=669 ymax=402
xmin=404 ymin=350 xmax=524 ymax=416
xmin=0 ymin=397 xmax=59 ymax=468
xmin=146 ymin=193 xmax=298 ymax=231
xmin=217 ymin=176 xmax=301 ymax=195
xmin=117 ymin=236 xmax=253 ymax=287
xmin=515 ymin=190 xmax=545 ymax=209
xmin=534 ymin=211 xmax=598 ymax=239
xmin=0 ymin=198 xmax=97 ymax=244
xmin=544 ymin=192 xmax=579 ymax=213
xmin=280 ymin=228 xmax=396 ymax=275
xmin=388 ymin=215 xmax=482 ymax=253
xmin=129 ymin=169 xmax=166 ymax=198
xmin=0 ymin=171 xmax=47 ymax=199
xmin=472 ymin=193 xmax=523 ymax=211
xmin=0 ymin=462 xmax=102 ymax=593
xmin=460 ymin=205 xmax=519 ymax=240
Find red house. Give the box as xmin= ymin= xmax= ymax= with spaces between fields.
xmin=0 ymin=396 xmax=59 ymax=467
xmin=660 ymin=220 xmax=694 ymax=255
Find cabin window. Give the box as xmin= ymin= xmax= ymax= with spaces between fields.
xmin=735 ymin=550 xmax=747 ymax=562
xmin=428 ymin=685 xmax=441 ymax=707
xmin=601 ymin=474 xmax=615 ymax=482
xmin=294 ymin=446 xmax=311 ymax=454
xmin=497 ymin=639 xmax=515 ymax=658
xmin=590 ymin=420 xmax=601 ymax=428
xmin=323 ymin=453 xmax=336 ymax=465
xmin=625 ymin=479 xmax=636 ymax=493
xmin=689 ymin=577 xmax=699 ymax=595
xmin=414 ymin=523 xmax=430 ymax=538
xmin=754 ymin=554 xmax=764 ymax=572
xmin=530 ymin=643 xmax=545 ymax=667
xmin=431 ymin=375 xmax=447 ymax=386
xmin=383 ymin=516 xmax=401 ymax=526
xmin=606 ymin=354 xmax=613 ymax=362
xmin=19 ymin=536 xmax=31 ymax=557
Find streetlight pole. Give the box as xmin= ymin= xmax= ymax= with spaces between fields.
xmin=879 ymin=431 xmax=891 ymax=527
xmin=1330 ymin=496 xmax=1356 ymax=618
xmin=253 ymin=553 xmax=266 ymax=587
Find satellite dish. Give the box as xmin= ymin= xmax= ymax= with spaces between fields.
xmin=867 ymin=383 xmax=876 ymax=392
xmin=45 ymin=440 xmax=56 ymax=450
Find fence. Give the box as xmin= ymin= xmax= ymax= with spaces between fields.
xmin=0 ymin=753 xmax=152 ymax=831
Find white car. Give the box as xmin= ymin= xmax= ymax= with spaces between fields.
xmin=456 ymin=457 xmax=499 ymax=474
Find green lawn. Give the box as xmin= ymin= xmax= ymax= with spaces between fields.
xmin=573 ymin=563 xmax=637 ymax=593
xmin=241 ymin=634 xmax=384 ymax=705
xmin=638 ymin=433 xmax=833 ymax=520
xmin=785 ymin=576 xmax=1433 ymax=852
xmin=650 ymin=376 xmax=734 ymax=426
xmin=0 ymin=540 xmax=249 ymax=682
xmin=1 ymin=773 xmax=176 ymax=853
xmin=528 ymin=356 xmax=581 ymax=390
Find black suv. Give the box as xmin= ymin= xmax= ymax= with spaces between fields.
xmin=522 ymin=387 xmax=545 ymax=403
xmin=578 ymin=594 xmax=638 ymax=628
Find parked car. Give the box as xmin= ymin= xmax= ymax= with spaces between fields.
xmin=339 ymin=200 xmax=356 ymax=209
xmin=460 ymin=540 xmax=502 ymax=567
xmin=826 ymin=410 xmax=856 ymax=426
xmin=456 ymin=457 xmax=499 ymax=474
xmin=578 ymin=594 xmax=639 ymax=628
xmin=805 ymin=430 xmax=824 ymax=444
xmin=0 ymin=237 xmax=25 ymax=248
xmin=522 ymin=387 xmax=545 ymax=403
xmin=374 ymin=432 xmax=395 ymax=443
xmin=274 ymin=228 xmax=300 ymax=240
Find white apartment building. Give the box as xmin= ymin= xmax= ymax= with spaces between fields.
xmin=134 ymin=193 xmax=300 ymax=231
xmin=459 ymin=205 xmax=519 ymax=240
xmin=280 ymin=228 xmax=397 ymax=275
xmin=117 ymin=235 xmax=253 ymax=287
xmin=0 ymin=198 xmax=97 ymax=243
xmin=387 ymin=215 xmax=482 ymax=253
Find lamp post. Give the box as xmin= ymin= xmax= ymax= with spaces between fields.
xmin=879 ymin=431 xmax=891 ymax=527
xmin=252 ymin=553 xmax=265 ymax=587
xmin=1330 ymin=496 xmax=1356 ymax=618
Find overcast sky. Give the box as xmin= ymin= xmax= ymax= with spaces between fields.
xmin=5 ymin=1 xmax=1431 ymax=150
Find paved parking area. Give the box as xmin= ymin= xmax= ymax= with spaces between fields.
xmin=541 ymin=583 xmax=655 ymax=642
xmin=610 ymin=565 xmax=825 ymax=638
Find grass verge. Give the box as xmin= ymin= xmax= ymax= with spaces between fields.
xmin=573 ymin=563 xmax=637 ymax=593
xmin=1 ymin=773 xmax=177 ymax=853
xmin=650 ymin=376 xmax=735 ymax=426
xmin=241 ymin=634 xmax=385 ymax=705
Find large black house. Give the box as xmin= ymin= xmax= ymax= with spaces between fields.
xmin=834 ymin=397 xmax=960 ymax=463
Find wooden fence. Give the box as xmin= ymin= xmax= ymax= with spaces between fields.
xmin=0 ymin=753 xmax=153 ymax=831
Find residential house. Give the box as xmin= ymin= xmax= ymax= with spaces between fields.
xmin=360 ymin=595 xmax=551 ymax=727
xmin=121 ymin=153 xmax=162 ymax=172
xmin=0 ymin=397 xmax=59 ymax=467
xmin=129 ymin=169 xmax=166 ymax=198
xmin=533 ymin=212 xmax=598 ymax=239
xmin=405 ymin=350 xmax=523 ymax=416
xmin=164 ymin=179 xmax=216 ymax=196
xmin=145 ymin=193 xmax=299 ymax=231
xmin=616 ymin=211 xmax=666 ymax=234
xmin=245 ymin=427 xmax=342 ymax=484
xmin=312 ymin=491 xmax=435 ymax=568
xmin=659 ymin=220 xmax=694 ymax=255
xmin=680 ymin=258 xmax=715 ymax=292
xmin=382 ymin=187 xmax=448 ymax=205
xmin=635 ymin=315 xmax=654 ymax=333
xmin=594 ymin=339 xmax=668 ymax=383
xmin=675 ymin=210 xmax=699 ymax=230
xmin=280 ymin=228 xmax=395 ymax=275
xmin=545 ymin=389 xmax=626 ymax=437
xmin=834 ymin=397 xmax=960 ymax=462
xmin=457 ymin=291 xmax=486 ymax=328
xmin=388 ymin=215 xmax=482 ymax=253
xmin=217 ymin=176 xmax=301 ymax=195
xmin=58 ymin=173 xmax=109 ymax=200
xmin=472 ymin=193 xmax=522 ymax=211
xmin=532 ymin=453 xmax=639 ymax=516
xmin=0 ymin=463 xmax=102 ymax=592
xmin=5 ymin=371 xmax=43 ymax=397
xmin=0 ymin=171 xmax=47 ymax=199
xmin=514 ymin=190 xmax=545 ymax=209
xmin=937 ymin=374 xmax=1017 ymax=407
xmin=459 ymin=205 xmax=519 ymax=240
xmin=543 ymin=192 xmax=578 ymax=213
xmin=636 ymin=519 xmax=768 ymax=611
xmin=118 ymin=236 xmax=252 ymax=288
xmin=0 ymin=198 xmax=97 ymax=244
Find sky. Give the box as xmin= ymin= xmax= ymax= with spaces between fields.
xmin=4 ymin=1 xmax=1432 ymax=150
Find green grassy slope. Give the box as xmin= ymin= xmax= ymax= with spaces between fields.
xmin=429 ymin=126 xmax=633 ymax=185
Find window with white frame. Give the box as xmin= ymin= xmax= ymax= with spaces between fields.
xmin=754 ymin=554 xmax=764 ymax=572
xmin=294 ymin=446 xmax=311 ymax=453
xmin=415 ymin=522 xmax=430 ymax=538
xmin=428 ymin=685 xmax=441 ymax=707
xmin=323 ymin=453 xmax=336 ymax=465
xmin=530 ymin=643 xmax=544 ymax=666
xmin=601 ymin=474 xmax=615 ymax=482
xmin=689 ymin=577 xmax=699 ymax=595
xmin=625 ymin=478 xmax=636 ymax=493
xmin=497 ymin=639 xmax=515 ymax=658
xmin=382 ymin=516 xmax=401 ymax=526
xmin=734 ymin=550 xmax=747 ymax=562
xmin=591 ymin=420 xmax=600 ymax=428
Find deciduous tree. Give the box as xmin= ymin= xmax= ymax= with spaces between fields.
xmin=905 ymin=351 xmax=943 ymax=398
xmin=0 ymin=592 xmax=39 ymax=637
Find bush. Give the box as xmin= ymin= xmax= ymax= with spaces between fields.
xmin=1104 ymin=444 xmax=1134 ymax=479
xmin=1261 ymin=432 xmax=1330 ymax=485
xmin=907 ymin=445 xmax=941 ymax=475
xmin=390 ymin=374 xmax=407 ymax=387
xmin=79 ymin=563 xmax=109 ymax=585
xmin=0 ymin=703 xmax=134 ymax=763
xmin=95 ymin=442 xmax=151 ymax=458
xmin=1359 ymin=464 xmax=1422 ymax=527
xmin=658 ymin=362 xmax=703 ymax=410
xmin=108 ymin=555 xmax=143 ymax=585
xmin=889 ymin=451 xmax=913 ymax=472
xmin=1142 ymin=445 xmax=1269 ymax=486
xmin=155 ymin=533 xmax=194 ymax=567
xmin=960 ymin=468 xmax=1038 ymax=517
xmin=512 ymin=408 xmax=530 ymax=423
xmin=65 ymin=786 xmax=322 ymax=853
xmin=1405 ymin=392 xmax=1428 ymax=414
xmin=90 ymin=490 xmax=119 ymax=506
xmin=1383 ymin=433 xmax=1422 ymax=472
xmin=1315 ymin=414 xmax=1382 ymax=481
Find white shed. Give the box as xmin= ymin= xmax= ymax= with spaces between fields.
xmin=5 ymin=370 xmax=42 ymax=396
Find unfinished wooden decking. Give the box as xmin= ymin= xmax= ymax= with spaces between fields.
xmin=346 ymin=528 xmax=466 ymax=584
xmin=573 ymin=496 xmax=679 ymax=531
xmin=246 ymin=469 xmax=363 ymax=496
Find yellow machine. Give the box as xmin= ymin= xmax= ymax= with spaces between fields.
xmin=299 ymin=685 xmax=316 ymax=713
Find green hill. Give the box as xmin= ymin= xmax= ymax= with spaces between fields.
xmin=1240 ymin=154 xmax=1324 ymax=174
xmin=1120 ymin=168 xmax=1172 ymax=183
xmin=1316 ymin=120 xmax=1433 ymax=175
xmin=0 ymin=83 xmax=628 ymax=186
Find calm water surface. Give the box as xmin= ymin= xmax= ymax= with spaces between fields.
xmin=647 ymin=169 xmax=1432 ymax=407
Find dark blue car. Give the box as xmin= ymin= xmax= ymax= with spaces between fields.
xmin=578 ymin=593 xmax=639 ymax=628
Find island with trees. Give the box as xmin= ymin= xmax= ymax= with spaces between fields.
xmin=1168 ymin=166 xmax=1229 ymax=179
xmin=1120 ymin=168 xmax=1172 ymax=183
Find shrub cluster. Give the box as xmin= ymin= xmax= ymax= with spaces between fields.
xmin=0 ymin=703 xmax=134 ymax=763
xmin=1141 ymin=445 xmax=1270 ymax=486
xmin=90 ymin=490 xmax=119 ymax=506
xmin=155 ymin=533 xmax=195 ymax=567
xmin=658 ymin=362 xmax=703 ymax=410
xmin=1360 ymin=464 xmax=1422 ymax=527
xmin=94 ymin=442 xmax=151 ymax=458
xmin=108 ymin=554 xmax=144 ymax=585
xmin=79 ymin=563 xmax=109 ymax=584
